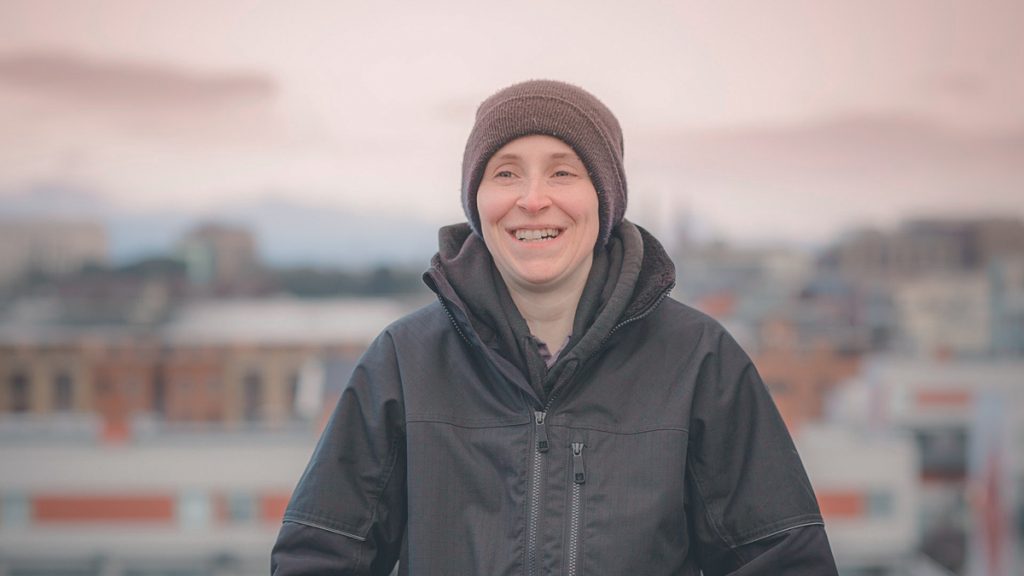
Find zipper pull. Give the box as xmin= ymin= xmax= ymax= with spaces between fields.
xmin=535 ymin=411 xmax=549 ymax=453
xmin=572 ymin=442 xmax=586 ymax=484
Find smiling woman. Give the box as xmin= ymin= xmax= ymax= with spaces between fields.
xmin=477 ymin=135 xmax=600 ymax=346
xmin=272 ymin=80 xmax=839 ymax=576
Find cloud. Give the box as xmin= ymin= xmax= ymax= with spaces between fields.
xmin=0 ymin=51 xmax=285 ymax=149
xmin=927 ymin=72 xmax=989 ymax=101
xmin=627 ymin=115 xmax=1024 ymax=245
xmin=634 ymin=114 xmax=1024 ymax=176
xmin=0 ymin=51 xmax=276 ymax=110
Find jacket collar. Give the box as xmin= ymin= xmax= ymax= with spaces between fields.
xmin=423 ymin=220 xmax=675 ymax=403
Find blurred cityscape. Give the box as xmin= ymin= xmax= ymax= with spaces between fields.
xmin=0 ymin=213 xmax=1022 ymax=576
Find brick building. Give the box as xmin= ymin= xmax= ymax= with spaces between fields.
xmin=0 ymin=298 xmax=412 ymax=436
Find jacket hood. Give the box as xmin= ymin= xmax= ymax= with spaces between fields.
xmin=423 ymin=220 xmax=675 ymax=404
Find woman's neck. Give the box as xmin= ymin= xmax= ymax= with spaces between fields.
xmin=503 ymin=259 xmax=592 ymax=350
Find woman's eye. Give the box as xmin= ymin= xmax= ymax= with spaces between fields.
xmin=495 ymin=170 xmax=515 ymax=178
xmin=553 ymin=170 xmax=575 ymax=178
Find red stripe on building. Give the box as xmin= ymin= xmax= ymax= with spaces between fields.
xmin=259 ymin=493 xmax=291 ymax=523
xmin=102 ymin=419 xmax=131 ymax=444
xmin=916 ymin=389 xmax=970 ymax=408
xmin=33 ymin=495 xmax=175 ymax=523
xmin=817 ymin=491 xmax=864 ymax=518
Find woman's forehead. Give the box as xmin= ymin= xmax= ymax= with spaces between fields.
xmin=488 ymin=135 xmax=583 ymax=163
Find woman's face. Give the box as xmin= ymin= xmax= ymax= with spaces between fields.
xmin=477 ymin=134 xmax=599 ymax=293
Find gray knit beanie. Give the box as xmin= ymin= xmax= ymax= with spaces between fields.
xmin=461 ymin=79 xmax=627 ymax=249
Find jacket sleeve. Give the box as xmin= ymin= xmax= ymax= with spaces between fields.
xmin=685 ymin=329 xmax=838 ymax=575
xmin=271 ymin=331 xmax=407 ymax=576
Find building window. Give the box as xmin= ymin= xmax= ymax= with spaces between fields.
xmin=53 ymin=372 xmax=73 ymax=411
xmin=178 ymin=490 xmax=211 ymax=529
xmin=918 ymin=428 xmax=967 ymax=478
xmin=867 ymin=490 xmax=894 ymax=517
xmin=1 ymin=492 xmax=29 ymax=526
xmin=126 ymin=377 xmax=144 ymax=406
xmin=288 ymin=372 xmax=300 ymax=418
xmin=152 ymin=368 xmax=166 ymax=416
xmin=225 ymin=492 xmax=255 ymax=523
xmin=243 ymin=372 xmax=263 ymax=422
xmin=9 ymin=372 xmax=30 ymax=412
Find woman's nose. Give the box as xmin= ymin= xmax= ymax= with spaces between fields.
xmin=516 ymin=178 xmax=552 ymax=212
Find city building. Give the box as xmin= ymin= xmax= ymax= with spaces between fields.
xmin=0 ymin=297 xmax=413 ymax=435
xmin=176 ymin=223 xmax=260 ymax=292
xmin=820 ymin=217 xmax=1024 ymax=284
xmin=0 ymin=430 xmax=313 ymax=576
xmin=796 ymin=424 xmax=922 ymax=573
xmin=754 ymin=336 xmax=861 ymax=432
xmin=893 ymin=274 xmax=992 ymax=357
xmin=990 ymin=256 xmax=1024 ymax=356
xmin=828 ymin=357 xmax=1024 ymax=574
xmin=0 ymin=296 xmax=415 ymax=575
xmin=0 ymin=219 xmax=107 ymax=289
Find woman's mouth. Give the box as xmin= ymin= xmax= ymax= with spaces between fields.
xmin=513 ymin=228 xmax=562 ymax=242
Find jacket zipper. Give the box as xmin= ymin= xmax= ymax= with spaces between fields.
xmin=438 ymin=292 xmax=552 ymax=576
xmin=526 ymin=410 xmax=549 ymax=576
xmin=436 ymin=295 xmax=471 ymax=345
xmin=439 ymin=292 xmax=547 ymax=576
xmin=561 ymin=288 xmax=671 ymax=573
xmin=440 ymin=285 xmax=668 ymax=575
xmin=567 ymin=442 xmax=586 ymax=576
xmin=525 ymin=348 xmax=585 ymax=575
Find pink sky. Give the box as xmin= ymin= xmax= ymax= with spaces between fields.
xmin=1 ymin=0 xmax=1022 ymax=246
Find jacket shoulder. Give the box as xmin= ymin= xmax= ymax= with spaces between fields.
xmin=381 ymin=300 xmax=452 ymax=341
xmin=645 ymin=296 xmax=732 ymax=347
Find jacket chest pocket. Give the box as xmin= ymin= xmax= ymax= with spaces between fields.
xmin=562 ymin=429 xmax=690 ymax=575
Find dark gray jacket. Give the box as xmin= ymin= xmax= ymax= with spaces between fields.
xmin=272 ymin=222 xmax=838 ymax=575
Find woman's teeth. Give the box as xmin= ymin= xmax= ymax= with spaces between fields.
xmin=515 ymin=228 xmax=560 ymax=241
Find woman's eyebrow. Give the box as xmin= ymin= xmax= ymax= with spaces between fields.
xmin=550 ymin=152 xmax=582 ymax=162
xmin=489 ymin=151 xmax=582 ymax=163
xmin=491 ymin=153 xmax=522 ymax=162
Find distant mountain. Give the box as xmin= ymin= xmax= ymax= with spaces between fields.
xmin=0 ymin=182 xmax=108 ymax=218
xmin=0 ymin=185 xmax=441 ymax=267
xmin=105 ymin=212 xmax=200 ymax=263
xmin=221 ymin=196 xmax=439 ymax=267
